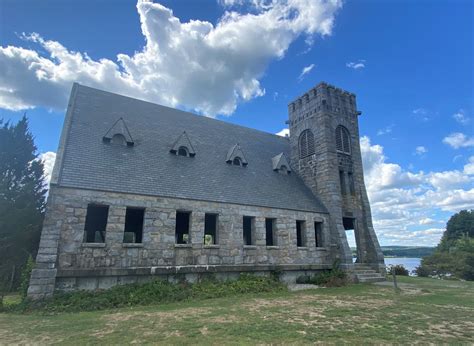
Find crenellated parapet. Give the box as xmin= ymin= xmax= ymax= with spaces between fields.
xmin=288 ymin=82 xmax=360 ymax=128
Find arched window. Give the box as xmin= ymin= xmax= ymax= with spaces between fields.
xmin=177 ymin=146 xmax=189 ymax=157
xmin=299 ymin=129 xmax=315 ymax=158
xmin=111 ymin=134 xmax=127 ymax=146
xmin=335 ymin=125 xmax=351 ymax=154
xmin=232 ymin=157 xmax=242 ymax=166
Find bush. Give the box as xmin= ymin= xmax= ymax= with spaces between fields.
xmin=295 ymin=265 xmax=347 ymax=287
xmin=387 ymin=264 xmax=409 ymax=276
xmin=19 ymin=255 xmax=35 ymax=300
xmin=8 ymin=273 xmax=286 ymax=313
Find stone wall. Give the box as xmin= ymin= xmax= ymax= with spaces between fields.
xmin=29 ymin=186 xmax=332 ymax=298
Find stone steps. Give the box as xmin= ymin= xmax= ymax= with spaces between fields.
xmin=353 ymin=265 xmax=386 ymax=283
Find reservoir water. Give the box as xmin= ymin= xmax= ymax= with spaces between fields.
xmin=384 ymin=257 xmax=421 ymax=274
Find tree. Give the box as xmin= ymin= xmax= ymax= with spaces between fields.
xmin=0 ymin=116 xmax=46 ymax=290
xmin=438 ymin=210 xmax=474 ymax=250
xmin=415 ymin=210 xmax=474 ymax=280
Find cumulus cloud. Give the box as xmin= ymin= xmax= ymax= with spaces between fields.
xmin=452 ymin=109 xmax=470 ymax=125
xmin=376 ymin=124 xmax=393 ymax=136
xmin=39 ymin=151 xmax=56 ymax=186
xmin=0 ymin=0 xmax=342 ymax=116
xmin=298 ymin=63 xmax=315 ymax=81
xmin=442 ymin=132 xmax=474 ymax=149
xmin=361 ymin=136 xmax=474 ymax=245
xmin=346 ymin=59 xmax=365 ymax=70
xmin=464 ymin=156 xmax=474 ymax=175
xmin=276 ymin=128 xmax=290 ymax=137
xmin=414 ymin=146 xmax=427 ymax=156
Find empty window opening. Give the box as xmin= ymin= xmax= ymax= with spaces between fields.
xmin=233 ymin=157 xmax=242 ymax=166
xmin=243 ymin=216 xmax=255 ymax=245
xmin=265 ymin=218 xmax=277 ymax=246
xmin=178 ymin=146 xmax=189 ymax=157
xmin=348 ymin=172 xmax=355 ymax=195
xmin=175 ymin=211 xmax=191 ymax=244
xmin=84 ymin=204 xmax=109 ymax=243
xmin=299 ymin=129 xmax=315 ymax=158
xmin=123 ymin=207 xmax=145 ymax=243
xmin=296 ymin=220 xmax=306 ymax=247
xmin=204 ymin=213 xmax=218 ymax=245
xmin=279 ymin=165 xmax=288 ymax=175
xmin=314 ymin=221 xmax=323 ymax=247
xmin=339 ymin=170 xmax=346 ymax=195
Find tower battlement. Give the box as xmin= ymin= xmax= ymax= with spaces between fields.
xmin=287 ymin=82 xmax=359 ymax=127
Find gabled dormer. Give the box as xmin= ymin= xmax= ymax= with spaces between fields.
xmin=170 ymin=131 xmax=196 ymax=157
xmin=226 ymin=144 xmax=248 ymax=166
xmin=102 ymin=118 xmax=134 ymax=147
xmin=272 ymin=153 xmax=291 ymax=174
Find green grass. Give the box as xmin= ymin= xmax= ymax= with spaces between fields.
xmin=1 ymin=277 xmax=473 ymax=344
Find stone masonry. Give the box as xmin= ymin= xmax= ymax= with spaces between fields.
xmin=28 ymin=82 xmax=385 ymax=299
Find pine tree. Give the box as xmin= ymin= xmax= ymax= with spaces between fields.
xmin=0 ymin=115 xmax=47 ymax=289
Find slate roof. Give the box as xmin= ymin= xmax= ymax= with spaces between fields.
xmin=56 ymin=83 xmax=328 ymax=213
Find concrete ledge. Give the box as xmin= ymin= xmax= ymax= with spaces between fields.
xmin=203 ymin=245 xmax=220 ymax=249
xmin=81 ymin=243 xmax=106 ymax=248
xmin=174 ymin=244 xmax=192 ymax=248
xmin=57 ymin=264 xmax=333 ymax=278
xmin=122 ymin=243 xmax=144 ymax=248
xmin=266 ymin=246 xmax=280 ymax=250
xmin=243 ymin=245 xmax=257 ymax=250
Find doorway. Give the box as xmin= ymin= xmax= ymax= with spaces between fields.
xmin=343 ymin=217 xmax=359 ymax=263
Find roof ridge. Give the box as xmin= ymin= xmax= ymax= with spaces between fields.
xmin=73 ymin=83 xmax=290 ymax=142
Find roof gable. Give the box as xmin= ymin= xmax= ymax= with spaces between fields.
xmin=103 ymin=118 xmax=134 ymax=146
xmin=57 ymin=84 xmax=327 ymax=213
xmin=170 ymin=131 xmax=196 ymax=157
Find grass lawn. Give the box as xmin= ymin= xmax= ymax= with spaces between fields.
xmin=1 ymin=276 xmax=473 ymax=344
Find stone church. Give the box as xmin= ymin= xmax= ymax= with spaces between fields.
xmin=28 ymin=82 xmax=385 ymax=299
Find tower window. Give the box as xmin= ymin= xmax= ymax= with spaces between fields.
xmin=336 ymin=125 xmax=351 ymax=154
xmin=339 ymin=170 xmax=347 ymax=195
xmin=348 ymin=172 xmax=355 ymax=195
xmin=299 ymin=129 xmax=315 ymax=158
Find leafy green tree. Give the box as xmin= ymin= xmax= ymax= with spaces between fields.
xmin=415 ymin=210 xmax=474 ymax=280
xmin=438 ymin=210 xmax=474 ymax=250
xmin=0 ymin=116 xmax=46 ymax=290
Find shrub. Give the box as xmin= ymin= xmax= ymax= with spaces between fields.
xmin=387 ymin=264 xmax=409 ymax=276
xmin=8 ymin=273 xmax=286 ymax=313
xmin=295 ymin=265 xmax=347 ymax=287
xmin=19 ymin=255 xmax=35 ymax=300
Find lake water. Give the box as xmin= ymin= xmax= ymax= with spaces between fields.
xmin=353 ymin=257 xmax=421 ymax=275
xmin=384 ymin=257 xmax=421 ymax=274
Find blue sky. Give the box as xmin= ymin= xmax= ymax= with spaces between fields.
xmin=0 ymin=0 xmax=472 ymax=246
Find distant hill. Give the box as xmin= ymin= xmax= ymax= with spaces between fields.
xmin=351 ymin=246 xmax=435 ymax=258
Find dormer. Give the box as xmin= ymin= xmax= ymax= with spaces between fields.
xmin=102 ymin=118 xmax=134 ymax=147
xmin=226 ymin=144 xmax=248 ymax=166
xmin=272 ymin=153 xmax=291 ymax=174
xmin=170 ymin=131 xmax=196 ymax=157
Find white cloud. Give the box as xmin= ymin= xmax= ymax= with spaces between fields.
xmin=412 ymin=108 xmax=430 ymax=121
xmin=376 ymin=124 xmax=393 ymax=136
xmin=346 ymin=59 xmax=365 ymax=70
xmin=0 ymin=0 xmax=342 ymax=116
xmin=452 ymin=109 xmax=470 ymax=125
xmin=414 ymin=146 xmax=427 ymax=156
xmin=464 ymin=156 xmax=474 ymax=175
xmin=39 ymin=151 xmax=56 ymax=186
xmin=276 ymin=128 xmax=290 ymax=137
xmin=442 ymin=132 xmax=474 ymax=149
xmin=298 ymin=63 xmax=315 ymax=81
xmin=360 ymin=136 xmax=474 ymax=246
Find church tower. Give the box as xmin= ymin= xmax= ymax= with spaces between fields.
xmin=288 ymin=82 xmax=384 ymax=272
